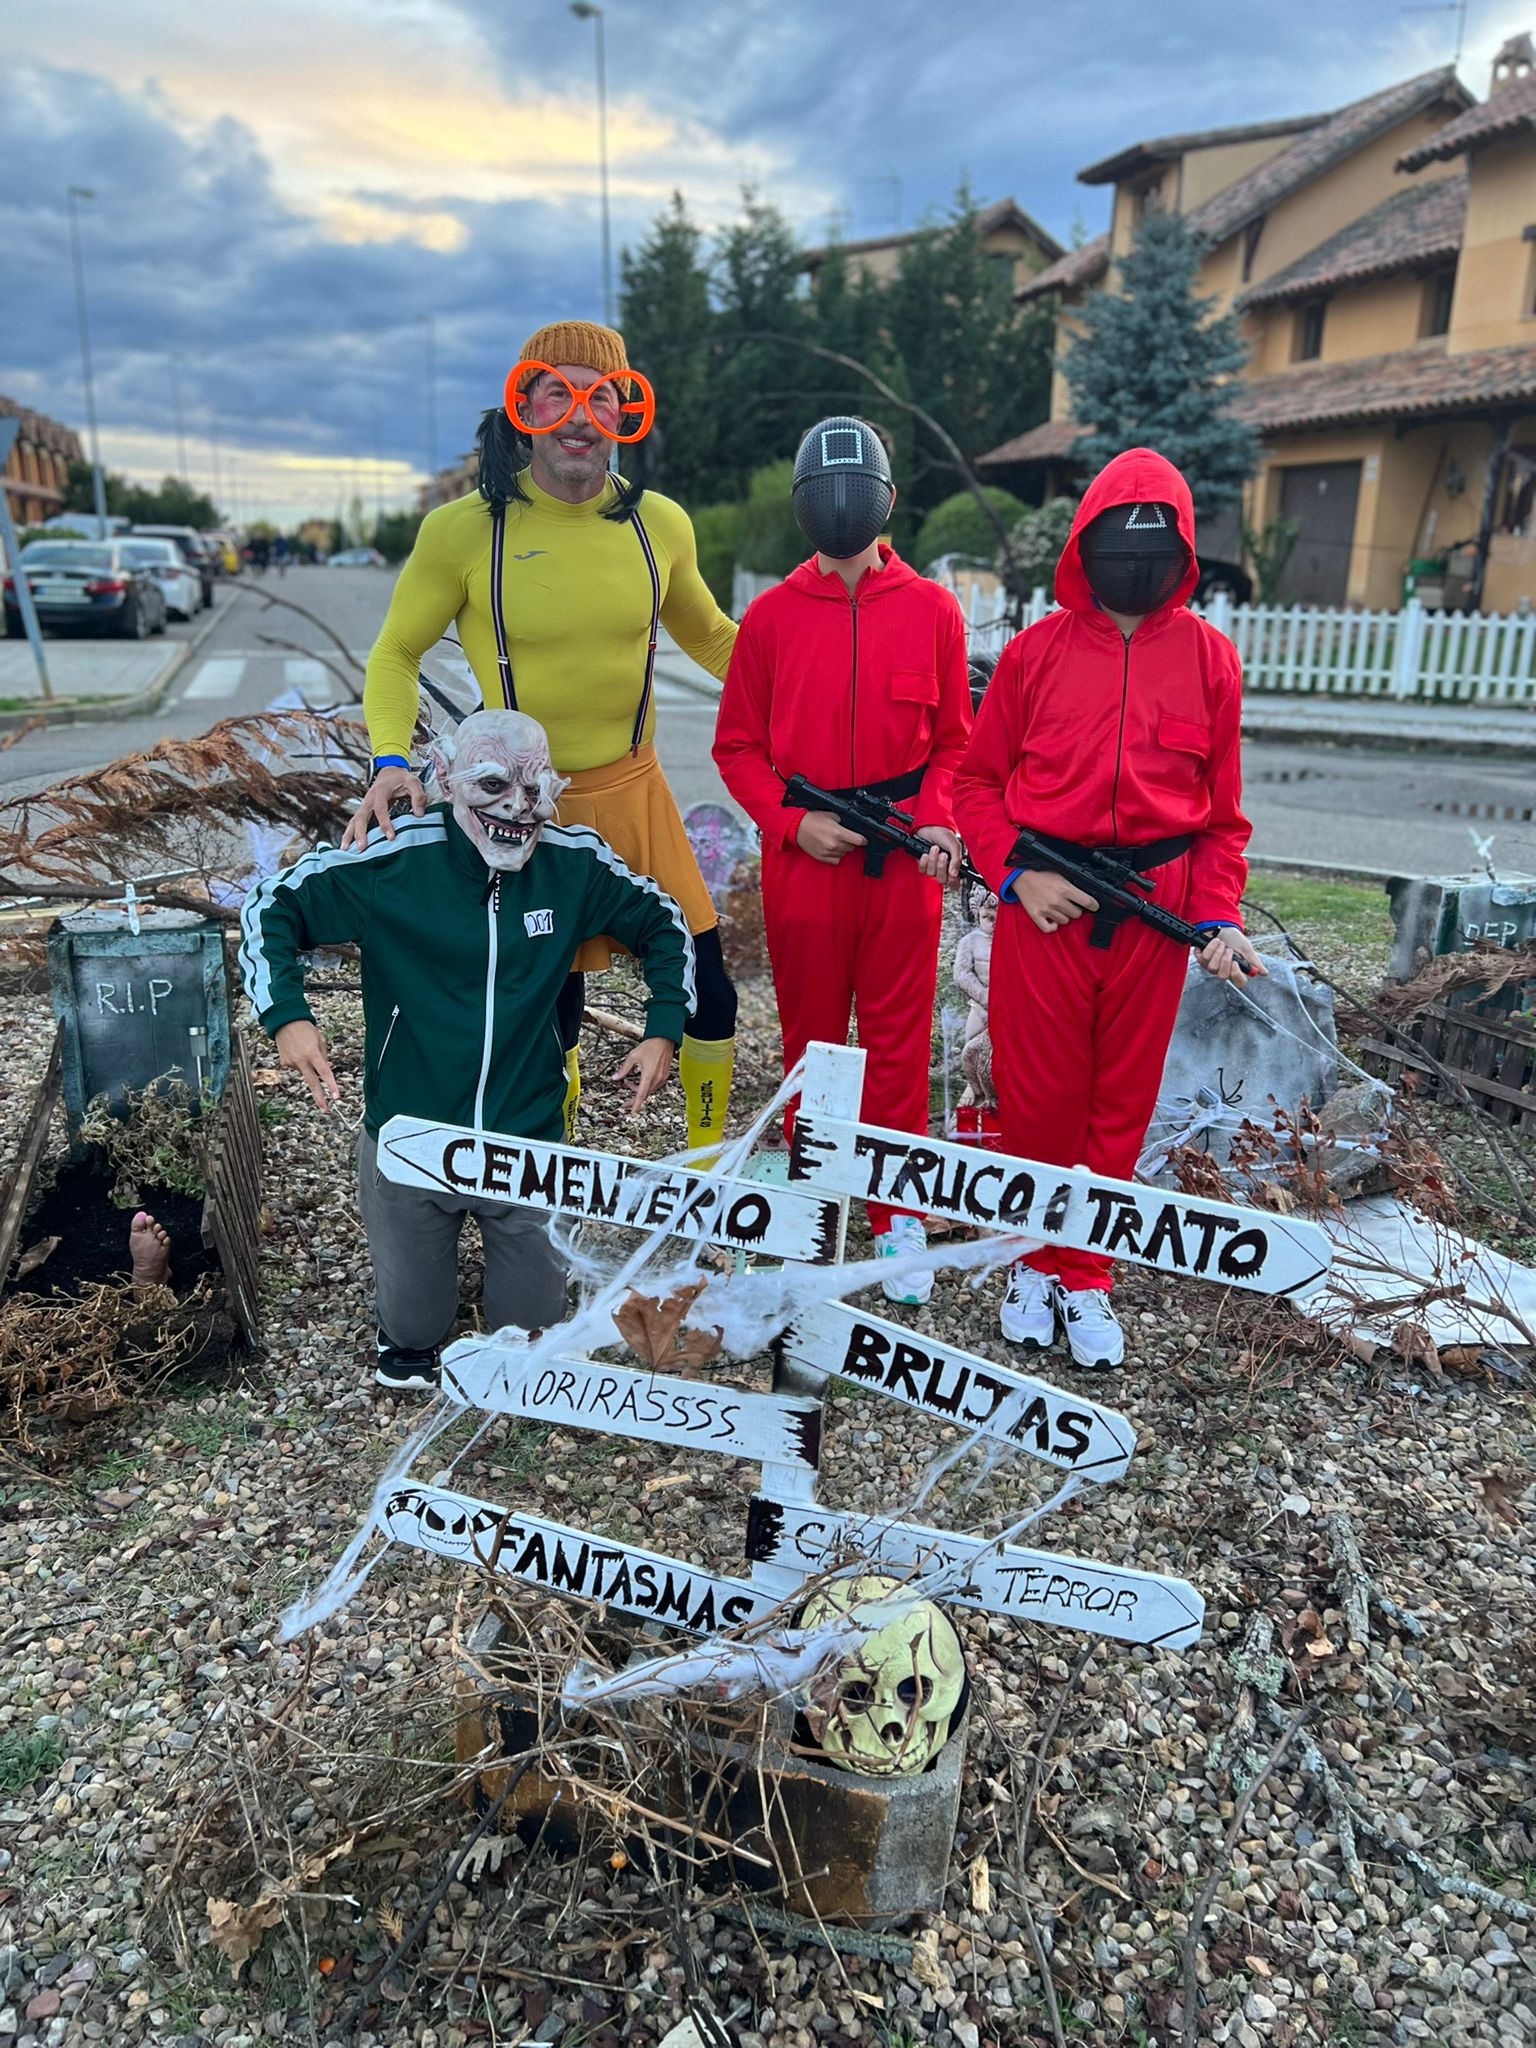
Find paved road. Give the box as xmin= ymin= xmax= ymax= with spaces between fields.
xmin=3 ymin=564 xmax=1533 ymax=879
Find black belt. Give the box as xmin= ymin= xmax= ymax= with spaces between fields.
xmin=1016 ymin=829 xmax=1195 ymax=947
xmin=820 ymin=766 xmax=927 ymax=878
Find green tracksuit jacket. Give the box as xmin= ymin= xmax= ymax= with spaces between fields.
xmin=238 ymin=806 xmax=696 ymax=1141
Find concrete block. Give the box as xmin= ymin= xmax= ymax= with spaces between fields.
xmin=457 ymin=1604 xmax=967 ymax=1926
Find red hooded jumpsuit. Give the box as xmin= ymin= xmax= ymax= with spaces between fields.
xmin=952 ymin=449 xmax=1250 ymax=1291
xmin=713 ymin=546 xmax=972 ymax=1231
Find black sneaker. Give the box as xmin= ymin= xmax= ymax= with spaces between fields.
xmin=375 ymin=1332 xmax=441 ymax=1392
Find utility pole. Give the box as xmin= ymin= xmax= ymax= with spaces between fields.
xmin=66 ymin=185 xmax=110 ymax=537
xmin=171 ymin=354 xmax=189 ymax=490
xmin=570 ymin=3 xmax=613 ymax=324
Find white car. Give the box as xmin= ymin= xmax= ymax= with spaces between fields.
xmin=327 ymin=547 xmax=387 ymax=568
xmin=120 ymin=538 xmax=202 ymax=621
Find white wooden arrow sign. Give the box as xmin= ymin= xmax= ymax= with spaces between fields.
xmin=746 ymin=1497 xmax=1205 ymax=1650
xmin=778 ymin=1301 xmax=1135 ymax=1482
xmin=383 ymin=1481 xmax=778 ymax=1635
xmin=379 ymin=1114 xmax=840 ymax=1262
xmin=442 ymin=1333 xmax=821 ymax=1472
xmin=787 ymin=1110 xmax=1330 ymax=1296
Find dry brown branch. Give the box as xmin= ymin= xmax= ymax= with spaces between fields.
xmin=255 ymin=632 xmax=363 ymax=703
xmin=583 ymin=1005 xmax=644 ymax=1042
xmin=0 ymin=709 xmax=369 ymax=896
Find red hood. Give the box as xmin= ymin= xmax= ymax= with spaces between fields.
xmin=1054 ymin=447 xmax=1199 ymax=617
xmin=784 ymin=541 xmax=921 ymax=600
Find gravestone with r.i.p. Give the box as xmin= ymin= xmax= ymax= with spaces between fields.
xmin=49 ymin=908 xmax=233 ymax=1138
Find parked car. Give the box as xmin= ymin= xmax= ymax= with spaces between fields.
xmin=130 ymin=524 xmax=216 ymax=608
xmin=4 ymin=539 xmax=168 ymax=638
xmin=327 ymin=547 xmax=387 ymax=568
xmin=121 ymin=537 xmax=201 ymax=621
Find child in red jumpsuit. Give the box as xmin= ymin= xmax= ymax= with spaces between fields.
xmin=714 ymin=416 xmax=972 ymax=1303
xmin=953 ymin=447 xmax=1264 ymax=1369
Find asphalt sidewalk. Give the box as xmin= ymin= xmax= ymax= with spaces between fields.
xmin=0 ymin=595 xmax=232 ymax=730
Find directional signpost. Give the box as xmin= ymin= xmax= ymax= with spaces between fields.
xmin=380 ymin=1113 xmax=839 ymax=1261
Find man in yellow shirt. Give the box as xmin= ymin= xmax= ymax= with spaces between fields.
xmin=345 ymin=321 xmax=739 ymax=1154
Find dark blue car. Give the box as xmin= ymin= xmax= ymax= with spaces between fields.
xmin=3 ymin=539 xmax=168 ymax=639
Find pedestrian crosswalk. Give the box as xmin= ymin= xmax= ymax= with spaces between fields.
xmin=181 ymin=656 xmax=249 ymax=701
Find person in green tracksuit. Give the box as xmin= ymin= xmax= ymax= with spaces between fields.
xmin=239 ymin=710 xmax=695 ymax=1393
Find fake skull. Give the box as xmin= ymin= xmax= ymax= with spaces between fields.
xmin=800 ymin=1574 xmax=966 ymax=1777
xmin=430 ymin=710 xmax=569 ymax=871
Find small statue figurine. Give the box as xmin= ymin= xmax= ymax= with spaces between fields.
xmin=954 ymin=886 xmax=998 ymax=1108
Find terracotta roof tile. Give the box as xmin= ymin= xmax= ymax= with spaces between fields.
xmin=1077 ymin=113 xmax=1327 ymax=187
xmin=1185 ymin=67 xmax=1468 ymax=246
xmin=802 ymin=198 xmax=1063 ymax=270
xmin=1235 ymin=174 xmax=1465 ymax=308
xmin=1014 ymin=233 xmax=1110 ymax=304
xmin=1397 ymin=68 xmax=1536 ymax=168
xmin=977 ymin=418 xmax=1092 ymax=467
xmin=1229 ymin=337 xmax=1536 ymax=433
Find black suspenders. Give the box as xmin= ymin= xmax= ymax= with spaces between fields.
xmin=490 ymin=499 xmax=662 ymax=757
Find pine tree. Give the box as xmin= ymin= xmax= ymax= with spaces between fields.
xmin=884 ymin=187 xmax=1052 ymax=521
xmin=709 ymin=189 xmax=809 ymax=495
xmin=618 ymin=193 xmax=718 ymax=504
xmin=1066 ymin=209 xmax=1258 ymax=519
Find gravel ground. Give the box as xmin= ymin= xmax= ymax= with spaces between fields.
xmin=1 ymin=923 xmax=1533 ymax=2048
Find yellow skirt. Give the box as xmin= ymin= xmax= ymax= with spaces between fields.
xmin=556 ymin=744 xmax=718 ymax=974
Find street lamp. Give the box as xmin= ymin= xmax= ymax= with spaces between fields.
xmin=570 ymin=2 xmax=613 ymax=325
xmin=417 ymin=313 xmax=438 ymax=510
xmin=65 ymin=185 xmax=110 ymax=537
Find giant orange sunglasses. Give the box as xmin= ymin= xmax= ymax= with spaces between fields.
xmin=504 ymin=360 xmax=656 ymax=444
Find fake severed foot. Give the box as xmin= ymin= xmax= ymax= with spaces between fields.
xmin=129 ymin=1211 xmax=172 ymax=1288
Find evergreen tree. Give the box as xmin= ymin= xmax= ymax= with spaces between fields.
xmin=884 ymin=188 xmax=1052 ymax=521
xmin=618 ymin=193 xmax=718 ymax=504
xmin=1065 ymin=210 xmax=1258 ymax=519
xmin=711 ymin=189 xmax=808 ymax=493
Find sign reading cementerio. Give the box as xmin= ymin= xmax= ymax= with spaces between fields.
xmin=378 ymin=1114 xmax=840 ymax=1262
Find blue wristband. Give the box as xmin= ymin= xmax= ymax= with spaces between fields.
xmin=373 ymin=754 xmax=411 ymax=774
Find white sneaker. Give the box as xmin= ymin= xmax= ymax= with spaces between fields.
xmin=999 ymin=1263 xmax=1055 ymax=1349
xmin=1053 ymin=1284 xmax=1125 ymax=1370
xmin=876 ymin=1215 xmax=933 ymax=1306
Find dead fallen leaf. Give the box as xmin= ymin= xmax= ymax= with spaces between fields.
xmin=909 ymin=1928 xmax=947 ymax=1993
xmin=1252 ymin=1181 xmax=1297 ymax=1214
xmin=379 ymin=1904 xmax=405 ymax=1943
xmin=968 ymin=1852 xmax=992 ymax=1914
xmin=642 ymin=1473 xmax=692 ymax=1494
xmin=13 ymin=1235 xmax=60 ymax=1279
xmin=1394 ymin=1321 xmax=1443 ymax=1375
xmin=612 ymin=1282 xmax=723 ymax=1374
xmin=1473 ymin=1471 xmax=1526 ymax=1527
xmin=207 ymin=1894 xmax=282 ymax=1978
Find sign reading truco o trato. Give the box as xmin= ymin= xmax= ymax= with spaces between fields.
xmin=788 ymin=1110 xmax=1331 ymax=1295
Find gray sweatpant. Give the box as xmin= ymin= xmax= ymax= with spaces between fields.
xmin=357 ymin=1132 xmax=569 ymax=1352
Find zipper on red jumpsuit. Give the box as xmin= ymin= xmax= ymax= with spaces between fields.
xmin=1108 ymin=632 xmax=1131 ymax=845
xmin=848 ymin=595 xmax=860 ymax=786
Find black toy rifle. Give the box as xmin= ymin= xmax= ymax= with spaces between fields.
xmin=782 ymin=774 xmax=985 ymax=891
xmin=1009 ymin=827 xmax=1246 ymax=978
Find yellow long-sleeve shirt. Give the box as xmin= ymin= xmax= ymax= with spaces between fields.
xmin=364 ymin=475 xmax=737 ymax=770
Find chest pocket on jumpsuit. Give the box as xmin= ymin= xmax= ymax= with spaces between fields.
xmin=1155 ymin=716 xmax=1210 ymax=795
xmin=891 ymin=670 xmax=939 ymax=747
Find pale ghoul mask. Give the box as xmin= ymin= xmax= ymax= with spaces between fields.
xmin=430 ymin=710 xmax=569 ymax=871
xmin=792 ymin=415 xmax=894 ymax=560
xmin=1079 ymin=500 xmax=1189 ymax=616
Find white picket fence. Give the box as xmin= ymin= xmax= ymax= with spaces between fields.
xmin=962 ymin=583 xmax=1536 ymax=706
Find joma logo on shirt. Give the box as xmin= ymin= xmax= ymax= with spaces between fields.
xmin=524 ymin=909 xmax=555 ymax=937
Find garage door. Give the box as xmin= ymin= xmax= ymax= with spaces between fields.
xmin=1275 ymin=461 xmax=1362 ymax=606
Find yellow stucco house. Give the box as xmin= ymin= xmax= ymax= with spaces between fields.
xmin=981 ymin=35 xmax=1536 ymax=614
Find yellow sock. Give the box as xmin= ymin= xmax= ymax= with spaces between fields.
xmin=680 ymin=1033 xmax=735 ymax=1159
xmin=562 ymin=1046 xmax=581 ymax=1142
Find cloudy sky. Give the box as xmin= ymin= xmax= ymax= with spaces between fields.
xmin=4 ymin=0 xmax=1525 ymax=523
